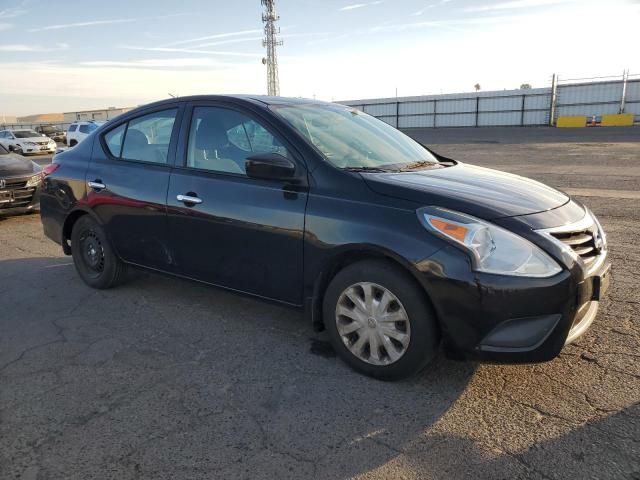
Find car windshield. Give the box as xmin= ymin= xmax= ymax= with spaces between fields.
xmin=14 ymin=130 xmax=40 ymax=138
xmin=271 ymin=103 xmax=438 ymax=170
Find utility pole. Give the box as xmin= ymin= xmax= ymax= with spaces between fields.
xmin=261 ymin=0 xmax=282 ymax=96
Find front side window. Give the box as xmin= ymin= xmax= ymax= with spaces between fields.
xmin=272 ymin=104 xmax=438 ymax=170
xmin=186 ymin=106 xmax=288 ymax=175
xmin=119 ymin=109 xmax=177 ymax=164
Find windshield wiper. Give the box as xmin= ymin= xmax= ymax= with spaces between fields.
xmin=397 ymin=160 xmax=442 ymax=172
xmin=342 ymin=166 xmax=397 ymax=173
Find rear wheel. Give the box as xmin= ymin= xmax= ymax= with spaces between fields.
xmin=323 ymin=259 xmax=440 ymax=380
xmin=69 ymin=140 xmax=78 ymax=147
xmin=71 ymin=216 xmax=127 ymax=289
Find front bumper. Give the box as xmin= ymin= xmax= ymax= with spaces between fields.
xmin=0 ymin=178 xmax=41 ymax=214
xmin=18 ymin=144 xmax=56 ymax=155
xmin=416 ymin=210 xmax=610 ymax=363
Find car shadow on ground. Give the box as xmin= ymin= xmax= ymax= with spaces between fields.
xmin=1 ymin=256 xmax=477 ymax=479
xmin=400 ymin=402 xmax=640 ymax=479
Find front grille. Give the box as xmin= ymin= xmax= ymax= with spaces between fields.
xmin=0 ymin=176 xmax=36 ymax=208
xmin=11 ymin=187 xmax=36 ymax=205
xmin=549 ymin=225 xmax=600 ymax=267
xmin=4 ymin=178 xmax=27 ymax=188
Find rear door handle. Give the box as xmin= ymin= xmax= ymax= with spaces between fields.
xmin=177 ymin=194 xmax=203 ymax=205
xmin=88 ymin=180 xmax=106 ymax=191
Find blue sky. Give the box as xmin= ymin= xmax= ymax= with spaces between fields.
xmin=0 ymin=0 xmax=638 ymax=116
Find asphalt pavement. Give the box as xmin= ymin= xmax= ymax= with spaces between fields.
xmin=1 ymin=127 xmax=639 ymax=479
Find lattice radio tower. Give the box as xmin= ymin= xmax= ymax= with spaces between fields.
xmin=261 ymin=0 xmax=282 ymax=96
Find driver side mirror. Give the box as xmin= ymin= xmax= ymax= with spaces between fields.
xmin=245 ymin=153 xmax=296 ymax=181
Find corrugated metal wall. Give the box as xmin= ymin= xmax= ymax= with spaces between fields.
xmin=343 ymin=77 xmax=639 ymax=128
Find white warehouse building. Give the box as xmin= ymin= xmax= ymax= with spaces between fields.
xmin=63 ymin=107 xmax=133 ymax=123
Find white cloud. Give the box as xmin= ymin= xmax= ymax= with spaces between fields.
xmin=464 ymin=0 xmax=577 ymax=12
xmin=0 ymin=23 xmax=13 ymax=31
xmin=369 ymin=13 xmax=529 ymax=33
xmin=0 ymin=43 xmax=69 ymax=52
xmin=121 ymin=46 xmax=263 ymax=58
xmin=28 ymin=18 xmax=137 ymax=32
xmin=163 ymin=29 xmax=264 ymax=47
xmin=339 ymin=1 xmax=383 ymax=12
xmin=80 ymin=58 xmax=242 ymax=69
xmin=411 ymin=0 xmax=454 ymax=16
xmin=189 ymin=37 xmax=264 ymax=49
xmin=0 ymin=6 xmax=27 ymax=18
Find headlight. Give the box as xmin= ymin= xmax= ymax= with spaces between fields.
xmin=26 ymin=173 xmax=42 ymax=187
xmin=417 ymin=207 xmax=562 ymax=278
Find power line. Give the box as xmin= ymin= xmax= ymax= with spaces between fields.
xmin=261 ymin=0 xmax=282 ymax=96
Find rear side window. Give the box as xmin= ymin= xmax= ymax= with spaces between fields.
xmin=104 ymin=123 xmax=126 ymax=157
xmin=68 ymin=125 xmax=77 ymax=132
xmin=79 ymin=124 xmax=98 ymax=134
xmin=104 ymin=109 xmax=177 ymax=164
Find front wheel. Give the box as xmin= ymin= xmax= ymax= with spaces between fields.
xmin=71 ymin=215 xmax=127 ymax=289
xmin=323 ymin=259 xmax=440 ymax=380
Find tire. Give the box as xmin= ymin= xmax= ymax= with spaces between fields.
xmin=70 ymin=215 xmax=127 ymax=289
xmin=69 ymin=140 xmax=78 ymax=147
xmin=323 ymin=259 xmax=440 ymax=380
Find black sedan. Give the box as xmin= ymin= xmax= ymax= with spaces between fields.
xmin=39 ymin=95 xmax=610 ymax=380
xmin=0 ymin=144 xmax=42 ymax=215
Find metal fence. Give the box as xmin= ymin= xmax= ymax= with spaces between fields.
xmin=0 ymin=120 xmax=72 ymax=132
xmin=343 ymin=72 xmax=640 ymax=128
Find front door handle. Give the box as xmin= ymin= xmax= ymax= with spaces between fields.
xmin=177 ymin=194 xmax=203 ymax=205
xmin=88 ymin=180 xmax=106 ymax=191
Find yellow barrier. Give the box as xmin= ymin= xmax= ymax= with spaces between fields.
xmin=601 ymin=113 xmax=634 ymax=127
xmin=557 ymin=116 xmax=587 ymax=128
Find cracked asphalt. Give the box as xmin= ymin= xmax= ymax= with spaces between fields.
xmin=1 ymin=127 xmax=639 ymax=479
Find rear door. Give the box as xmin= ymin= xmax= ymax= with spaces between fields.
xmin=86 ymin=105 xmax=182 ymax=270
xmin=166 ymin=102 xmax=308 ymax=304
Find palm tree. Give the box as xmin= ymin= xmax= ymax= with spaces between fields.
xmin=474 ymin=83 xmax=481 ymax=92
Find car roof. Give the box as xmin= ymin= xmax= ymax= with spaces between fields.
xmin=137 ymin=94 xmax=334 ymax=111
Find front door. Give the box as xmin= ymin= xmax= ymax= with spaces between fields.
xmin=166 ymin=104 xmax=308 ymax=305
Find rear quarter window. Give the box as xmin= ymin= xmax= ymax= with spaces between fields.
xmin=68 ymin=125 xmax=78 ymax=132
xmin=103 ymin=123 xmax=127 ymax=157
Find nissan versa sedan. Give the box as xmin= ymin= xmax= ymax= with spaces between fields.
xmin=39 ymin=95 xmax=610 ymax=380
xmin=0 ymin=144 xmax=42 ymax=214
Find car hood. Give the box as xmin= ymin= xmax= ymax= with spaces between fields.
xmin=362 ymin=162 xmax=569 ymax=220
xmin=0 ymin=155 xmax=41 ymax=177
xmin=15 ymin=136 xmax=52 ymax=142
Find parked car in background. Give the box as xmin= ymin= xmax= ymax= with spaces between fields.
xmin=67 ymin=121 xmax=105 ymax=147
xmin=40 ymin=95 xmax=610 ymax=380
xmin=36 ymin=124 xmax=66 ymax=143
xmin=0 ymin=129 xmax=56 ymax=155
xmin=0 ymin=143 xmax=42 ymax=214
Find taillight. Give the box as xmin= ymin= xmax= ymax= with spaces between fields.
xmin=41 ymin=163 xmax=60 ymax=178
